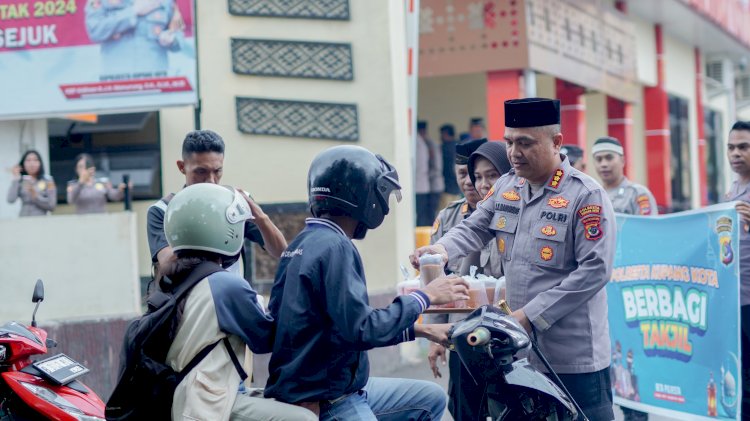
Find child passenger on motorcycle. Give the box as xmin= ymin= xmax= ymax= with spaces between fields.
xmin=161 ymin=183 xmax=317 ymax=421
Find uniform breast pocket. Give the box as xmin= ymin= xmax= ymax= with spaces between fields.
xmin=489 ymin=212 xmax=518 ymax=261
xmin=531 ymin=221 xmax=568 ymax=268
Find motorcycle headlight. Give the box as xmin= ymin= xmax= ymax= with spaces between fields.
xmin=19 ymin=382 xmax=103 ymax=420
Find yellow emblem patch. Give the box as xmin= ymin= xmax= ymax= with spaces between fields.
xmin=431 ymin=218 xmax=440 ymax=235
xmin=461 ymin=203 xmax=469 ymax=214
xmin=498 ymin=238 xmax=506 ymax=253
xmin=540 ymin=225 xmax=556 ymax=236
xmin=547 ymin=196 xmax=569 ymax=209
xmin=540 ymin=246 xmax=554 ymax=261
xmin=502 ymin=190 xmax=520 ymax=201
xmin=37 ymin=181 xmax=47 ymax=190
xmin=496 ymin=216 xmax=507 ymax=229
xmin=95 ymin=183 xmax=104 ymax=191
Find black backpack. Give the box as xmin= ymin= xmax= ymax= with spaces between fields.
xmin=106 ymin=261 xmax=247 ymax=420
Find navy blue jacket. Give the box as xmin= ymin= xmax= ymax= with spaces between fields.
xmin=264 ymin=218 xmax=430 ymax=403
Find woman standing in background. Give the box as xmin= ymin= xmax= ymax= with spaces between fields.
xmin=67 ymin=153 xmax=126 ymax=214
xmin=7 ymin=150 xmax=57 ymax=216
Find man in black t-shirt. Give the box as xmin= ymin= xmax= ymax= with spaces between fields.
xmin=147 ymin=130 xmax=287 ymax=281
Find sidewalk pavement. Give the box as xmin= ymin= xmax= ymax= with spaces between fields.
xmin=376 ymin=343 xmax=675 ymax=421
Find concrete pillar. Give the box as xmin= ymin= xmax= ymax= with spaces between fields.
xmin=556 ymin=79 xmax=587 ymax=150
xmin=643 ymin=25 xmax=672 ymax=211
xmin=486 ymin=70 xmax=522 ymax=140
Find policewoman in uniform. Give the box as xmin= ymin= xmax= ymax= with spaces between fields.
xmin=413 ymin=98 xmax=616 ymax=421
xmin=7 ymin=150 xmax=57 ymax=217
xmin=66 ymin=153 xmax=126 ymax=214
xmin=85 ymin=0 xmax=188 ymax=77
xmin=592 ymin=136 xmax=658 ymax=216
xmin=428 ymin=139 xmax=511 ymax=420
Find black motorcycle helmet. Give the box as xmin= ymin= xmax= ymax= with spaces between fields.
xmin=308 ymin=145 xmax=402 ymax=239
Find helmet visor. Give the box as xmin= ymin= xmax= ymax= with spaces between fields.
xmin=376 ymin=155 xmax=402 ymax=205
xmin=225 ymin=187 xmax=255 ymax=224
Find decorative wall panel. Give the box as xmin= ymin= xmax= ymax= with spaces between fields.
xmin=236 ymin=97 xmax=358 ymax=141
xmin=232 ymin=39 xmax=353 ymax=80
xmin=228 ymin=0 xmax=350 ymax=20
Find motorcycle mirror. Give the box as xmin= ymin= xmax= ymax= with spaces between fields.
xmin=32 ymin=279 xmax=44 ymax=303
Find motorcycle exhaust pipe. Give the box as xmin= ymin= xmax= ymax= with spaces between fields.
xmin=467 ymin=327 xmax=490 ymax=346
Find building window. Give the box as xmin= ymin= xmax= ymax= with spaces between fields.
xmin=668 ymin=95 xmax=691 ymax=212
xmin=704 ymin=108 xmax=725 ymax=205
xmin=48 ymin=112 xmax=162 ymax=202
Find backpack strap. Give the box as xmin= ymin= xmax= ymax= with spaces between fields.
xmin=223 ymin=337 xmax=248 ymax=381
xmin=171 ymin=260 xmax=225 ymax=300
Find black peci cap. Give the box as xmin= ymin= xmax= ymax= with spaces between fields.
xmin=504 ymin=98 xmax=560 ymax=128
xmin=560 ymin=145 xmax=584 ymax=165
xmin=455 ymin=138 xmax=487 ymax=165
xmin=417 ymin=120 xmax=427 ymax=130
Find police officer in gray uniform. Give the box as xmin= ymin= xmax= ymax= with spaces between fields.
xmin=592 ymin=137 xmax=658 ymax=216
xmin=430 ymin=138 xmax=486 ymax=274
xmin=85 ymin=0 xmax=186 ymax=77
xmin=413 ymin=98 xmax=616 ymax=421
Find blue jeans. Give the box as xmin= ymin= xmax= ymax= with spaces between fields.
xmin=319 ymin=377 xmax=446 ymax=421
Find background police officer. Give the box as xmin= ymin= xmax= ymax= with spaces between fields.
xmin=724 ymin=121 xmax=750 ymax=417
xmin=592 ymin=136 xmax=658 ymax=216
xmin=561 ymin=145 xmax=586 ymax=172
xmin=413 ymin=98 xmax=616 ymax=421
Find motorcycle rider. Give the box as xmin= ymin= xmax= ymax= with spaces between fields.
xmin=161 ymin=183 xmax=317 ymax=421
xmin=264 ymin=145 xmax=470 ymax=420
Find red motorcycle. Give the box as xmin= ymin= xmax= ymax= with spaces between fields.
xmin=0 ymin=280 xmax=105 ymax=420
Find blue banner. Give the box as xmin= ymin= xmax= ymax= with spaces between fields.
xmin=608 ymin=203 xmax=741 ymax=420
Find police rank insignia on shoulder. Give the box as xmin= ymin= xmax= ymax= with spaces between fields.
xmin=548 ymin=169 xmax=564 ymax=188
xmin=502 ymin=190 xmax=520 ymax=201
xmin=547 ymin=196 xmax=569 ymax=209
xmin=483 ymin=186 xmax=495 ymax=201
xmin=577 ymin=205 xmax=603 ymax=240
xmin=461 ymin=203 xmax=469 ymax=214
xmin=636 ymin=195 xmax=651 ymax=215
xmin=496 ymin=216 xmax=507 ymax=229
xmin=431 ymin=218 xmax=440 ymax=235
xmin=498 ymin=238 xmax=506 ymax=253
xmin=540 ymin=246 xmax=554 ymax=261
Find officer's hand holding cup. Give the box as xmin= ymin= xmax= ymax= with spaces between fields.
xmin=409 ymin=244 xmax=449 ymax=270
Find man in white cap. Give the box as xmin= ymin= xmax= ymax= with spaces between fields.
xmin=592 ymin=136 xmax=657 ymax=215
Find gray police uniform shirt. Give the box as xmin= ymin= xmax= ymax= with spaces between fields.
xmin=724 ymin=181 xmax=750 ymax=306
xmin=6 ymin=176 xmax=57 ymax=216
xmin=606 ymin=177 xmax=658 ymax=215
xmin=85 ymin=0 xmax=185 ymax=77
xmin=67 ymin=180 xmax=123 ymax=214
xmin=436 ymin=157 xmax=615 ymax=374
xmin=428 ymin=198 xmax=503 ymax=323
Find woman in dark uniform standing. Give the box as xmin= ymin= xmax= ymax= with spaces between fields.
xmin=6 ymin=150 xmax=57 ymax=217
xmin=66 ymin=153 xmax=127 ymax=214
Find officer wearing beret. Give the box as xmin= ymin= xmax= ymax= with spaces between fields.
xmin=85 ymin=0 xmax=187 ymax=77
xmin=561 ymin=145 xmax=586 ymax=172
xmin=413 ymin=98 xmax=616 ymax=420
xmin=592 ymin=137 xmax=657 ymax=216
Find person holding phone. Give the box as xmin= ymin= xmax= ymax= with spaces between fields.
xmin=7 ymin=150 xmax=57 ymax=217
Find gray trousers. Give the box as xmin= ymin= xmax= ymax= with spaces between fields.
xmin=230 ymin=388 xmax=317 ymax=421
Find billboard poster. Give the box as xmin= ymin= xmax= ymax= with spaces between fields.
xmin=608 ymin=203 xmax=741 ymax=420
xmin=0 ymin=0 xmax=197 ymax=119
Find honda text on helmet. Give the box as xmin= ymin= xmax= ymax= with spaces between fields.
xmin=307 ymin=145 xmax=402 ymax=239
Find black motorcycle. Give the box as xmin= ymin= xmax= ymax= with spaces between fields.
xmin=449 ymin=305 xmax=587 ymax=421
